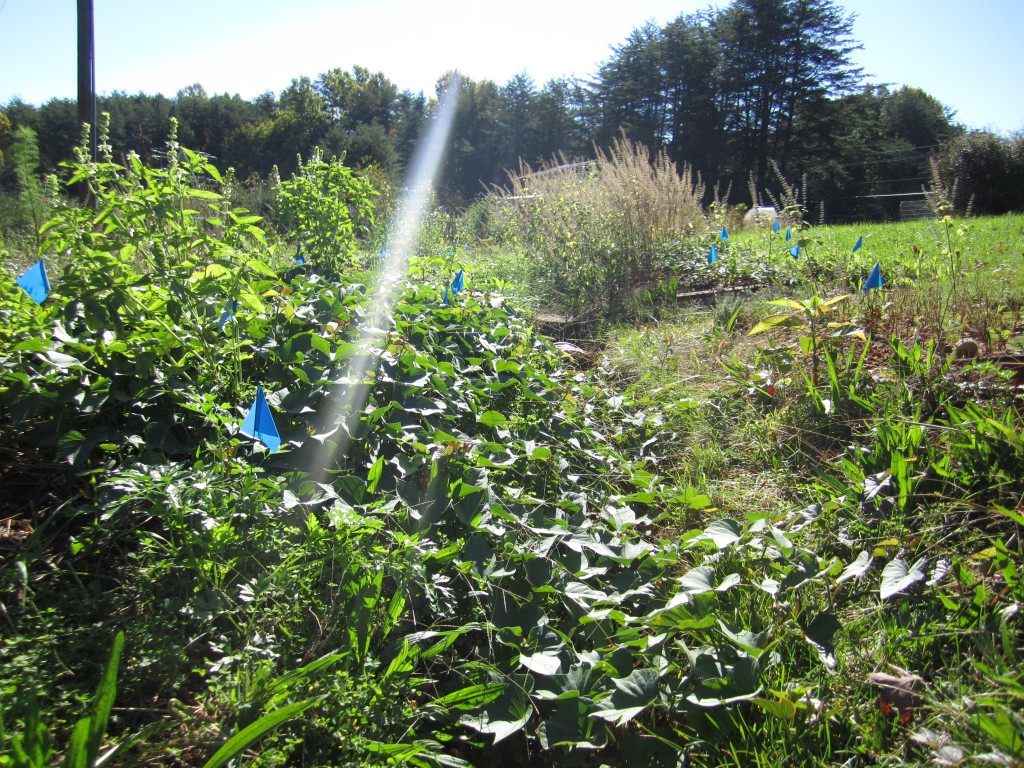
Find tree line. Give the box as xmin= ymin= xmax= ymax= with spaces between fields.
xmin=2 ymin=0 xmax=1022 ymax=222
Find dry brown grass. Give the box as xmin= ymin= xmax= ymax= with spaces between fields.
xmin=486 ymin=135 xmax=706 ymax=316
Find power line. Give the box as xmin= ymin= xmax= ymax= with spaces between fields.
xmin=853 ymin=176 xmax=929 ymax=186
xmin=856 ymin=191 xmax=927 ymax=199
xmin=833 ymin=144 xmax=941 ymax=169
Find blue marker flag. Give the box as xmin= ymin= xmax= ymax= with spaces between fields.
xmin=863 ymin=262 xmax=883 ymax=292
xmin=442 ymin=286 xmax=449 ymax=305
xmin=719 ymin=226 xmax=728 ymax=241
xmin=295 ymin=253 xmax=306 ymax=266
xmin=16 ymin=260 xmax=50 ymax=304
xmin=772 ymin=219 xmax=781 ymax=233
xmin=853 ymin=235 xmax=863 ymax=253
xmin=218 ymin=299 xmax=239 ymax=332
xmin=790 ymin=246 xmax=800 ymax=259
xmin=785 ymin=227 xmax=792 ymax=241
xmin=451 ymin=269 xmax=465 ymax=296
xmin=379 ymin=248 xmax=387 ymax=261
xmin=240 ymin=386 xmax=281 ymax=452
xmin=708 ymin=245 xmax=718 ymax=264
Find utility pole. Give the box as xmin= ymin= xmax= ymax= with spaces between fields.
xmin=77 ymin=0 xmax=96 ymax=203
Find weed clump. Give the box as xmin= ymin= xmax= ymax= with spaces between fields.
xmin=482 ymin=134 xmax=706 ymax=320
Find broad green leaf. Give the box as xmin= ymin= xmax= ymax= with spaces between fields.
xmin=247 ymin=258 xmax=279 ymax=278
xmin=679 ymin=567 xmax=739 ymax=595
xmin=718 ymin=620 xmax=767 ymax=656
xmin=717 ymin=573 xmax=741 ymax=591
xmin=675 ymin=487 xmax=712 ymax=509
xmin=41 ymin=350 xmax=86 ymax=370
xmin=14 ymin=338 xmax=51 ymax=353
xmin=191 ymin=263 xmax=230 ymax=279
xmin=880 ymin=557 xmax=927 ymax=600
xmin=204 ymin=163 xmax=224 ymax=183
xmin=837 ymin=551 xmax=872 ymax=584
xmin=766 ymin=298 xmax=807 ymax=311
xmin=679 ymin=566 xmax=716 ymax=594
xmin=748 ymin=314 xmax=807 ymax=336
xmin=520 ymin=652 xmax=563 ymax=676
xmin=803 ymin=612 xmax=841 ymax=669
xmin=563 ymin=581 xmax=609 ymax=607
xmin=600 ymin=505 xmax=636 ymax=530
xmin=431 ymin=683 xmax=504 ymax=711
xmin=460 ymin=684 xmax=530 ymax=744
xmin=646 ymin=596 xmax=717 ymax=630
xmin=239 ymin=291 xmax=266 ymax=313
xmin=58 ymin=431 xmax=87 ymax=466
xmin=686 ymin=686 xmax=764 ymax=708
xmin=699 ymin=519 xmax=742 ymax=548
xmin=820 ymin=293 xmax=853 ymax=309
xmin=309 ymin=334 xmax=332 ymax=356
xmin=188 ymin=188 xmax=222 ymax=200
xmin=478 ymin=410 xmax=508 ymax=427
xmin=366 ymin=455 xmax=385 ymax=493
xmin=752 ymin=695 xmax=798 ymax=719
xmin=538 ymin=699 xmax=607 ymax=750
xmin=362 ymin=741 xmax=425 ymax=761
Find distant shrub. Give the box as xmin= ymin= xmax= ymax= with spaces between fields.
xmin=935 ymin=130 xmax=1024 ymax=215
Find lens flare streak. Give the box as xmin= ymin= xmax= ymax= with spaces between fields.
xmin=306 ymin=77 xmax=462 ymax=482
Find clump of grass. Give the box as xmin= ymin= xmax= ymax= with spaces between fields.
xmin=481 ymin=134 xmax=706 ymax=319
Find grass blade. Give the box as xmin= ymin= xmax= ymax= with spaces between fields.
xmin=87 ymin=631 xmax=125 ymax=766
xmin=201 ymin=698 xmax=320 ymax=768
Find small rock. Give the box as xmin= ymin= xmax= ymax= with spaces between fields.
xmin=954 ymin=338 xmax=979 ymax=360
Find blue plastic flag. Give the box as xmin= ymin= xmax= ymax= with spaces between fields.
xmin=451 ymin=269 xmax=465 ymax=296
xmin=863 ymin=262 xmax=883 ymax=292
xmin=240 ymin=386 xmax=281 ymax=451
xmin=708 ymin=245 xmax=718 ymax=264
xmin=790 ymin=246 xmax=800 ymax=259
xmin=379 ymin=248 xmax=387 ymax=261
xmin=218 ymin=299 xmax=239 ymax=332
xmin=785 ymin=228 xmax=792 ymax=241
xmin=442 ymin=286 xmax=449 ymax=305
xmin=772 ymin=219 xmax=781 ymax=233
xmin=719 ymin=226 xmax=729 ymax=241
xmin=853 ymin=235 xmax=863 ymax=253
xmin=16 ymin=260 xmax=50 ymax=304
xmin=295 ymin=253 xmax=306 ymax=266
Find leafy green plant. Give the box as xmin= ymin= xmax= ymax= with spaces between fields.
xmin=275 ymin=147 xmax=377 ymax=272
xmin=748 ymin=293 xmax=861 ymax=386
xmin=4 ymin=126 xmax=52 ymax=251
xmin=5 ymin=106 xmax=1024 ymax=768
xmin=0 ymin=631 xmax=123 ymax=768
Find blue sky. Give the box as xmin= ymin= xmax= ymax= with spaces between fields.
xmin=1 ymin=0 xmax=1020 ymax=135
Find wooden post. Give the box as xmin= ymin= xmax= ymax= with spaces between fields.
xmin=77 ymin=0 xmax=96 ymax=203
